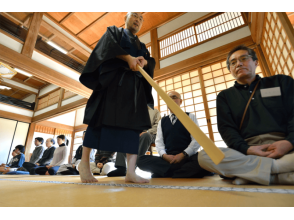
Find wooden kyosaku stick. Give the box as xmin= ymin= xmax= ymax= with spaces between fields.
xmin=137 ymin=65 xmax=225 ymax=165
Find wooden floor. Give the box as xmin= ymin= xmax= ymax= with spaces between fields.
xmin=1 ymin=174 xmax=294 ymax=207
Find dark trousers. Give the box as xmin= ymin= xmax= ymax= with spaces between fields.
xmin=137 ymin=152 xmax=213 ymax=178
xmin=35 ymin=166 xmax=60 ymax=175
xmin=22 ymin=162 xmax=43 ymax=175
xmin=115 ymin=132 xmax=155 ymax=168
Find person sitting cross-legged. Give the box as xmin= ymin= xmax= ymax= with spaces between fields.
xmin=137 ymin=91 xmax=213 ymax=178
xmin=198 ymin=45 xmax=294 ymax=185
xmin=35 ymin=135 xmax=69 ymax=175
xmin=0 ymin=145 xmax=25 ymax=174
xmin=22 ymin=138 xmax=56 ymax=175
xmin=0 ymin=150 xmax=17 ymax=168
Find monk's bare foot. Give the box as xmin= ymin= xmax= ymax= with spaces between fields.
xmin=125 ymin=173 xmax=149 ymax=183
xmin=79 ymin=161 xmax=98 ymax=183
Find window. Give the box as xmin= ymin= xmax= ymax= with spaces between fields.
xmin=261 ymin=12 xmax=294 ymax=77
xmin=159 ymin=12 xmax=245 ymax=58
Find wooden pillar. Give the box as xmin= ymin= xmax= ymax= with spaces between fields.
xmin=276 ymin=12 xmax=294 ymax=50
xmin=68 ymin=131 xmax=75 ymax=163
xmin=24 ymin=122 xmax=36 ymax=162
xmin=150 ymin=28 xmax=160 ymax=70
xmin=21 ymin=12 xmax=43 ymax=58
xmin=198 ymin=67 xmax=214 ymax=142
xmin=255 ymin=45 xmax=272 ymax=77
xmin=250 ymin=12 xmax=265 ymax=45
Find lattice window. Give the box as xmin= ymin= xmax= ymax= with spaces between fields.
xmin=63 ymin=90 xmax=76 ymax=100
xmin=37 ymin=89 xmax=61 ymax=110
xmin=160 ymin=26 xmax=197 ymax=58
xmin=261 ymin=12 xmax=294 ymax=77
xmin=159 ymin=13 xmax=245 ymax=58
xmin=158 ymin=70 xmax=210 ymax=139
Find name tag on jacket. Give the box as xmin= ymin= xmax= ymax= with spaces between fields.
xmin=260 ymin=87 xmax=281 ymax=97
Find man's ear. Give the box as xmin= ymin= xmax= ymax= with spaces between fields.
xmin=255 ymin=59 xmax=258 ymax=67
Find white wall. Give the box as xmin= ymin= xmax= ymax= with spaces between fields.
xmin=0 ymin=103 xmax=33 ymax=117
xmin=47 ymin=110 xmax=76 ymax=126
xmin=139 ymin=32 xmax=151 ymax=45
xmin=22 ymin=94 xmax=36 ymax=103
xmin=75 ymin=107 xmax=85 ymax=126
xmin=61 ymin=95 xmax=84 ymax=106
xmin=32 ymin=51 xmax=81 ymax=82
xmin=157 ymin=12 xmax=210 ymax=38
xmin=34 ymin=103 xmax=58 ymax=117
xmin=38 ymin=84 xmax=59 ymax=97
xmin=2 ymin=78 xmax=38 ymax=94
xmin=160 ymin=26 xmax=251 ymax=68
xmin=0 ymin=32 xmax=23 ymax=53
xmin=0 ymin=118 xmax=17 ymax=164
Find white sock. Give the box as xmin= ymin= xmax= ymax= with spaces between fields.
xmin=232 ymin=178 xmax=253 ymax=185
xmin=271 ymin=153 xmax=294 ymax=174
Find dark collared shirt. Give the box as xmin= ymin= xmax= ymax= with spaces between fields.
xmin=217 ymin=74 xmax=294 ymax=155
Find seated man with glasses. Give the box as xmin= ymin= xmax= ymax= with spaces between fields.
xmin=137 ymin=91 xmax=213 ymax=178
xmin=198 ymin=45 xmax=294 ymax=185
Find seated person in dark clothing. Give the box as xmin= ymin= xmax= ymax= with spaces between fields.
xmin=137 ymin=91 xmax=212 ymax=178
xmin=88 ymin=150 xmax=115 ymax=175
xmin=57 ymin=131 xmax=95 ymax=175
xmin=22 ymin=138 xmax=56 ymax=174
xmin=28 ymin=137 xmax=46 ymax=164
xmin=0 ymin=145 xmax=25 ymax=174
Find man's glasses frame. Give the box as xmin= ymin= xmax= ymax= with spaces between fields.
xmin=229 ymin=55 xmax=253 ymax=68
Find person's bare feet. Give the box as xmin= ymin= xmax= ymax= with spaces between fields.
xmin=125 ymin=172 xmax=149 ymax=183
xmin=79 ymin=161 xmax=98 ymax=183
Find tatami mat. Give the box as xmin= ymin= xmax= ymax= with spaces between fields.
xmin=1 ymin=175 xmax=294 ymax=207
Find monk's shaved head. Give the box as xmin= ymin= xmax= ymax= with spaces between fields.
xmin=168 ymin=91 xmax=181 ymax=99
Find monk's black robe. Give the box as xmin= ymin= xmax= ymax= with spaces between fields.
xmin=80 ymin=26 xmax=156 ymax=132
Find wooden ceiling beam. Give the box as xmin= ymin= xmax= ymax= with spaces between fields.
xmin=21 ymin=12 xmax=43 ymax=58
xmin=48 ymin=34 xmax=56 ymax=41
xmin=1 ymin=12 xmax=23 ymax=25
xmin=60 ymin=12 xmax=75 ymax=24
xmin=0 ymin=44 xmax=92 ymax=98
xmin=41 ymin=20 xmax=91 ymax=57
xmin=1 ymin=78 xmax=38 ymax=94
xmin=30 ymin=77 xmax=47 ymax=84
xmin=67 ymin=53 xmax=86 ymax=65
xmin=76 ymin=12 xmax=108 ymax=36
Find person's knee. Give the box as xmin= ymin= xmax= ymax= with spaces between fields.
xmin=140 ymin=132 xmax=152 ymax=142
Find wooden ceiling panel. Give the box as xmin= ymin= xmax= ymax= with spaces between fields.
xmin=137 ymin=12 xmax=184 ymax=36
xmin=78 ymin=12 xmax=126 ymax=45
xmin=39 ymin=25 xmax=53 ymax=38
xmin=52 ymin=36 xmax=73 ymax=51
xmin=72 ymin=50 xmax=88 ymax=62
xmin=13 ymin=73 xmax=29 ymax=81
xmin=0 ymin=87 xmax=30 ymax=100
xmin=47 ymin=12 xmax=70 ymax=22
xmin=62 ymin=12 xmax=106 ymax=34
xmin=8 ymin=12 xmax=32 ymax=22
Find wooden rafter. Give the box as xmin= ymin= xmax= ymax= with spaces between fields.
xmin=41 ymin=20 xmax=91 ymax=57
xmin=76 ymin=12 xmax=108 ymax=36
xmin=0 ymin=44 xmax=92 ymax=98
xmin=60 ymin=12 xmax=75 ymax=24
xmin=250 ymin=12 xmax=265 ymax=45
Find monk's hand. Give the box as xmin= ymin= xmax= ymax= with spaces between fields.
xmin=126 ymin=56 xmax=141 ymax=71
xmin=247 ymin=144 xmax=271 ymax=157
xmin=97 ymin=163 xmax=103 ymax=169
xmin=46 ymin=165 xmax=52 ymax=169
xmin=170 ymin=153 xmax=185 ymax=164
xmin=162 ymin=154 xmax=174 ymax=163
xmin=266 ymin=140 xmax=294 ymax=159
xmin=137 ymin=56 xmax=148 ymax=67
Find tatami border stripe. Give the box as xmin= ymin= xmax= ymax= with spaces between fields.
xmin=1 ymin=178 xmax=294 ymax=194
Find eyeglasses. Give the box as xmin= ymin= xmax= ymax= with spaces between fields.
xmin=169 ymin=95 xmax=180 ymax=100
xmin=229 ymin=55 xmax=252 ymax=67
xmin=131 ymin=13 xmax=144 ymax=22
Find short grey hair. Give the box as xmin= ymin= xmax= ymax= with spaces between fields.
xmin=125 ymin=12 xmax=132 ymax=19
